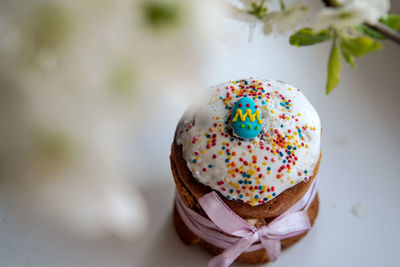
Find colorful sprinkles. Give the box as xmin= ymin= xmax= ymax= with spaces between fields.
xmin=178 ymin=79 xmax=321 ymax=206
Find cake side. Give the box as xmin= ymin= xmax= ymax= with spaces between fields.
xmin=170 ymin=138 xmax=321 ymax=219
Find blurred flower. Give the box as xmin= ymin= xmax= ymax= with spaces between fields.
xmin=263 ymin=0 xmax=308 ymax=35
xmin=0 ymin=0 xmax=226 ymax=239
xmin=142 ymin=0 xmax=181 ymax=29
xmin=314 ymin=0 xmax=391 ymax=30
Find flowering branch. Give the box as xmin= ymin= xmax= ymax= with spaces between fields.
xmin=322 ymin=0 xmax=400 ymax=45
xmin=228 ymin=0 xmax=399 ymax=94
xmin=364 ymin=21 xmax=400 ymax=44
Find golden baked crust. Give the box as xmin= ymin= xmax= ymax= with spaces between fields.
xmin=171 ymin=139 xmax=321 ymax=219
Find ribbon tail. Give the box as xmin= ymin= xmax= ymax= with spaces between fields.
xmin=260 ymin=237 xmax=281 ymax=262
xmin=208 ymin=234 xmax=257 ymax=267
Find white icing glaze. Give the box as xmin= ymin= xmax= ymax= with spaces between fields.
xmin=176 ymin=78 xmax=321 ymax=206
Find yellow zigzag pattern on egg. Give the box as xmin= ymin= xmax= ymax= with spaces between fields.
xmin=232 ymin=109 xmax=263 ymax=124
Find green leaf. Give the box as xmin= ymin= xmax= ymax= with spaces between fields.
xmin=340 ymin=36 xmax=382 ymax=57
xmin=341 ymin=50 xmax=355 ymax=69
xmin=326 ymin=39 xmax=341 ymax=94
xmin=360 ymin=14 xmax=400 ymax=40
xmin=289 ymin=28 xmax=331 ymax=47
xmin=380 ymin=14 xmax=400 ymax=31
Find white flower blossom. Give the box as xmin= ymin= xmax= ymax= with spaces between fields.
xmin=314 ymin=0 xmax=391 ymax=30
xmin=224 ymin=0 xmax=270 ymax=40
xmin=224 ymin=0 xmax=307 ymax=38
xmin=263 ymin=0 xmax=308 ymax=35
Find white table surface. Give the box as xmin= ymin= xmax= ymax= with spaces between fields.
xmin=1 ymin=2 xmax=400 ymax=267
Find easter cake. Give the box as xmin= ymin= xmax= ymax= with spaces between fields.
xmin=170 ymin=78 xmax=321 ymax=265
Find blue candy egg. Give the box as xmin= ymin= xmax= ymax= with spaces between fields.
xmin=231 ymin=97 xmax=263 ymax=139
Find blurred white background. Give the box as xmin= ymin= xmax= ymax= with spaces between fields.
xmin=1 ymin=0 xmax=400 ymax=266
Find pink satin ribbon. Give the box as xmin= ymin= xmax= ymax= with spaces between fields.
xmin=175 ymin=179 xmax=317 ymax=267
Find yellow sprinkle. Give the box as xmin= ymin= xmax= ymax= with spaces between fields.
xmin=290 ymin=180 xmax=294 ymax=184
xmin=216 ymin=116 xmax=220 ymax=120
xmin=201 ymin=150 xmax=205 ymax=154
xmin=262 ymin=162 xmax=267 ymax=166
xmin=219 ymin=150 xmax=224 ymax=155
xmin=288 ymin=88 xmax=292 ymax=91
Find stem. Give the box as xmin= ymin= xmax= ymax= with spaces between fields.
xmin=321 ymin=0 xmax=400 ymax=45
xmin=365 ymin=22 xmax=400 ymax=45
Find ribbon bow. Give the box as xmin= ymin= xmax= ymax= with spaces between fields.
xmin=175 ymin=179 xmax=317 ymax=267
